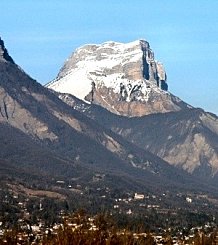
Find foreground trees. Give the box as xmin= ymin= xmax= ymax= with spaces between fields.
xmin=41 ymin=212 xmax=155 ymax=245
xmin=1 ymin=211 xmax=218 ymax=244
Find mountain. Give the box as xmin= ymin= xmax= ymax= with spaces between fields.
xmin=59 ymin=94 xmax=218 ymax=182
xmin=47 ymin=40 xmax=190 ymax=117
xmin=47 ymin=39 xmax=218 ymax=182
xmin=1 ymin=37 xmax=208 ymax=199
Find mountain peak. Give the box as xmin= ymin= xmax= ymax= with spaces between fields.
xmin=48 ymin=39 xmax=167 ymax=90
xmin=0 ymin=37 xmax=15 ymax=64
xmin=47 ymin=40 xmax=188 ymax=116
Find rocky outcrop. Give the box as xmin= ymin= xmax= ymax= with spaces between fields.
xmin=0 ymin=37 xmax=15 ymax=64
xmin=47 ymin=40 xmax=186 ymax=117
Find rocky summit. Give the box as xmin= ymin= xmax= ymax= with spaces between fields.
xmin=47 ymin=40 xmax=189 ymax=117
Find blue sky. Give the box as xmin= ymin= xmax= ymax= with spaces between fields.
xmin=1 ymin=0 xmax=218 ymax=114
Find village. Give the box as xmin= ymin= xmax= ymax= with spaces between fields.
xmin=1 ymin=180 xmax=218 ymax=244
xmin=0 ymin=210 xmax=218 ymax=244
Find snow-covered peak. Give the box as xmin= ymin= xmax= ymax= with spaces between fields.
xmin=47 ymin=39 xmax=167 ymax=101
xmin=46 ymin=40 xmax=173 ymax=116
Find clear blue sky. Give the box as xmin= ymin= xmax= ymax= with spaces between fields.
xmin=1 ymin=0 xmax=218 ymax=114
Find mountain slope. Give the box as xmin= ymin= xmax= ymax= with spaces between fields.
xmin=59 ymin=93 xmax=218 ymax=182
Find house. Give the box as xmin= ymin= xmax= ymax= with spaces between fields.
xmin=134 ymin=193 xmax=144 ymax=200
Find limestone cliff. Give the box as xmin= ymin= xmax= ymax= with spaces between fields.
xmin=47 ymin=40 xmax=189 ymax=117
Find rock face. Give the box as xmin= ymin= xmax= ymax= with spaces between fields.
xmin=47 ymin=40 xmax=188 ymax=117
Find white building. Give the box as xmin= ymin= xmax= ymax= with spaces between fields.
xmin=134 ymin=193 xmax=144 ymax=200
